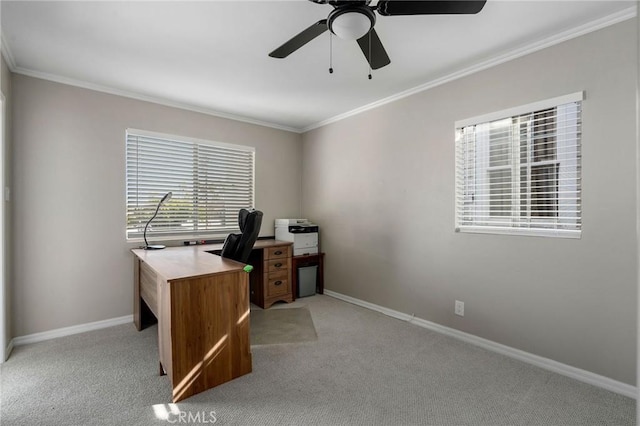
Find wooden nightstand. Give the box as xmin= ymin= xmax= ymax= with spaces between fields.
xmin=248 ymin=241 xmax=293 ymax=308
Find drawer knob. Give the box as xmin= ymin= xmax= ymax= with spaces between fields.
xmin=274 ymin=280 xmax=283 ymax=286
xmin=274 ymin=250 xmax=283 ymax=255
xmin=274 ymin=262 xmax=283 ymax=268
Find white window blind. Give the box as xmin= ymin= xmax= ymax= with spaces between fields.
xmin=126 ymin=129 xmax=255 ymax=241
xmin=455 ymin=93 xmax=583 ymax=238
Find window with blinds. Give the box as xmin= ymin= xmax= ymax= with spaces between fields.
xmin=126 ymin=129 xmax=255 ymax=241
xmin=455 ymin=92 xmax=583 ymax=238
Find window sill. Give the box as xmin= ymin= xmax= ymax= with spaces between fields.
xmin=126 ymin=234 xmax=230 ymax=245
xmin=455 ymin=226 xmax=581 ymax=239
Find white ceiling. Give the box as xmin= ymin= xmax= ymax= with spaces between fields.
xmin=1 ymin=1 xmax=636 ymax=132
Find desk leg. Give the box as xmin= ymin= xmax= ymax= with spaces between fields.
xmin=291 ymin=258 xmax=298 ymax=301
xmin=134 ymin=257 xmax=142 ymax=331
xmin=317 ymin=253 xmax=324 ymax=294
xmin=133 ymin=257 xmax=157 ymax=331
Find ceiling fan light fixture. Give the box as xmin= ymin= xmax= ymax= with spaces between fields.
xmin=328 ymin=7 xmax=375 ymax=40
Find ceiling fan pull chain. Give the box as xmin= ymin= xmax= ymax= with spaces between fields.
xmin=368 ymin=29 xmax=372 ymax=80
xmin=329 ymin=32 xmax=334 ymax=74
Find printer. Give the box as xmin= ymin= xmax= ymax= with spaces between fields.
xmin=275 ymin=218 xmax=319 ymax=256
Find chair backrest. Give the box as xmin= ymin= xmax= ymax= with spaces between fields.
xmin=220 ymin=209 xmax=263 ymax=263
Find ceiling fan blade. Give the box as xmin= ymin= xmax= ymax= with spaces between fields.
xmin=269 ymin=20 xmax=329 ymax=58
xmin=356 ymin=29 xmax=391 ymax=70
xmin=377 ymin=1 xmax=487 ymax=16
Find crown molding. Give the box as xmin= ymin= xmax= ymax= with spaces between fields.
xmin=2 ymin=5 xmax=635 ymax=135
xmin=12 ymin=66 xmax=301 ymax=133
xmin=0 ymin=31 xmax=17 ymax=72
xmin=2 ymin=21 xmax=300 ymax=132
xmin=301 ymin=5 xmax=637 ymax=133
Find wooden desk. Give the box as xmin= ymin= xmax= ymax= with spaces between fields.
xmin=132 ymin=239 xmax=292 ymax=402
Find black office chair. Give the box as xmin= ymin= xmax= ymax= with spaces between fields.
xmin=220 ymin=208 xmax=263 ymax=263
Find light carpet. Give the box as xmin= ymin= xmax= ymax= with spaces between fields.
xmin=0 ymin=295 xmax=635 ymax=425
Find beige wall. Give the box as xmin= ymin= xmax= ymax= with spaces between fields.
xmin=11 ymin=75 xmax=302 ymax=336
xmin=636 ymin=0 xmax=640 ymax=411
xmin=2 ymin=54 xmax=12 ymax=348
xmin=302 ymin=20 xmax=638 ymax=385
xmin=6 ymin=12 xmax=637 ymax=388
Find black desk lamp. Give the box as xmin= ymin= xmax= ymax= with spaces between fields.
xmin=143 ymin=191 xmax=172 ymax=250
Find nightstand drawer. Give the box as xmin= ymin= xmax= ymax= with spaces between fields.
xmin=266 ymin=275 xmax=289 ymax=297
xmin=266 ymin=246 xmax=290 ymax=260
xmin=266 ymin=258 xmax=289 ymax=273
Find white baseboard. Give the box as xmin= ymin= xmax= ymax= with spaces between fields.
xmin=9 ymin=315 xmax=134 ymax=348
xmin=3 ymin=338 xmax=14 ymax=362
xmin=324 ymin=290 xmax=637 ymax=399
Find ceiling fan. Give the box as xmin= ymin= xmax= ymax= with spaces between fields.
xmin=269 ymin=0 xmax=488 ymax=71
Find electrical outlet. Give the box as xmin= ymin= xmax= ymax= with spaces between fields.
xmin=454 ymin=300 xmax=464 ymax=317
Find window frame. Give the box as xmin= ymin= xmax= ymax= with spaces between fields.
xmin=125 ymin=128 xmax=256 ymax=243
xmin=454 ymin=92 xmax=583 ymax=239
